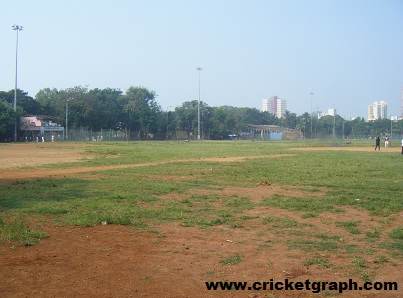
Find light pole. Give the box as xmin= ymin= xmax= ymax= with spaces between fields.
xmin=12 ymin=24 xmax=23 ymax=142
xmin=333 ymin=106 xmax=336 ymax=144
xmin=390 ymin=114 xmax=393 ymax=139
xmin=66 ymin=98 xmax=71 ymax=140
xmin=66 ymin=97 xmax=74 ymax=140
xmin=166 ymin=106 xmax=172 ymax=140
xmin=310 ymin=92 xmax=314 ymax=139
xmin=197 ymin=67 xmax=203 ymax=140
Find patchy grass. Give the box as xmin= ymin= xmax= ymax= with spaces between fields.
xmin=0 ymin=216 xmax=48 ymax=246
xmin=335 ymin=221 xmax=361 ymax=234
xmin=389 ymin=226 xmax=403 ymax=239
xmin=303 ymin=257 xmax=332 ymax=269
xmin=0 ymin=140 xmax=402 ymax=281
xmin=220 ymin=254 xmax=243 ymax=265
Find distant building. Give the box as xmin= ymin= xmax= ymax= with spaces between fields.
xmin=317 ymin=108 xmax=337 ymax=118
xmin=276 ymin=98 xmax=287 ymax=118
xmin=368 ymin=101 xmax=387 ymax=121
xmin=20 ymin=116 xmax=65 ymax=141
xmin=327 ymin=108 xmax=336 ymax=117
xmin=262 ymin=99 xmax=269 ymax=112
xmin=312 ymin=110 xmax=322 ymax=119
xmin=262 ymin=96 xmax=286 ymax=118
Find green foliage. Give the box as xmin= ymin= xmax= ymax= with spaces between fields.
xmin=124 ymin=86 xmax=161 ymax=138
xmin=3 ymin=85 xmax=403 ymax=140
xmin=0 ymin=98 xmax=15 ymax=141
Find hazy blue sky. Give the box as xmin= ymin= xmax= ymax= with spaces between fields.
xmin=1 ymin=0 xmax=402 ymax=118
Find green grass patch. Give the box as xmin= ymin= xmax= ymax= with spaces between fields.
xmin=335 ymin=221 xmax=361 ymax=234
xmin=374 ymin=256 xmax=389 ymax=264
xmin=389 ymin=226 xmax=403 ymax=239
xmin=303 ymin=257 xmax=332 ymax=269
xmin=220 ymin=254 xmax=243 ymax=265
xmin=0 ymin=216 xmax=49 ymax=246
xmin=288 ymin=239 xmax=338 ymax=252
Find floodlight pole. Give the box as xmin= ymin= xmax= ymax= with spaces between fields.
xmin=166 ymin=106 xmax=172 ymax=140
xmin=310 ymin=92 xmax=313 ymax=139
xmin=197 ymin=67 xmax=203 ymax=140
xmin=333 ymin=106 xmax=336 ymax=143
xmin=66 ymin=99 xmax=68 ymax=140
xmin=12 ymin=24 xmax=23 ymax=142
xmin=66 ymin=98 xmax=71 ymax=140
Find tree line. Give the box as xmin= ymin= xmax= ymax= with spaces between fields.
xmin=1 ymin=86 xmax=402 ymax=141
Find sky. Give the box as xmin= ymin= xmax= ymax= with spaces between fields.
xmin=1 ymin=0 xmax=403 ymax=119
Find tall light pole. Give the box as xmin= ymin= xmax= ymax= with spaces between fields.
xmin=310 ymin=92 xmax=314 ymax=139
xmin=390 ymin=114 xmax=393 ymax=139
xmin=12 ymin=24 xmax=23 ymax=142
xmin=197 ymin=67 xmax=203 ymax=140
xmin=66 ymin=98 xmax=72 ymax=140
xmin=166 ymin=106 xmax=172 ymax=140
xmin=333 ymin=106 xmax=336 ymax=144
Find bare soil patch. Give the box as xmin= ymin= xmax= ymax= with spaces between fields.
xmin=0 ymin=143 xmax=401 ymax=297
xmin=0 ymin=143 xmax=94 ymax=169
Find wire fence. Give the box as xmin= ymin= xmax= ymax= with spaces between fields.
xmin=67 ymin=128 xmax=127 ymax=141
xmin=20 ymin=126 xmax=402 ymax=143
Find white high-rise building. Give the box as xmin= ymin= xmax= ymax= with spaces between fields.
xmin=262 ymin=99 xmax=269 ymax=112
xmin=262 ymin=96 xmax=286 ymax=118
xmin=276 ymin=98 xmax=287 ymax=118
xmin=368 ymin=101 xmax=388 ymax=121
xmin=327 ymin=108 xmax=336 ymax=116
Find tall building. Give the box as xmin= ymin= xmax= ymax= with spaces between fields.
xmin=368 ymin=101 xmax=388 ymax=121
xmin=269 ymin=96 xmax=278 ymax=115
xmin=327 ymin=108 xmax=336 ymax=116
xmin=276 ymin=98 xmax=287 ymax=118
xmin=262 ymin=99 xmax=269 ymax=112
xmin=262 ymin=96 xmax=286 ymax=118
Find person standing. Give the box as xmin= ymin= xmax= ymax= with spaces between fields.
xmin=401 ymin=138 xmax=403 ymax=155
xmin=375 ymin=136 xmax=380 ymax=150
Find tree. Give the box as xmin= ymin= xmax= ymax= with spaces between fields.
xmin=15 ymin=89 xmax=41 ymax=115
xmin=88 ymin=88 xmax=123 ymax=130
xmin=296 ymin=112 xmax=310 ymax=138
xmin=209 ymin=106 xmax=232 ymax=137
xmin=0 ymin=99 xmax=15 ymax=141
xmin=35 ymin=88 xmax=63 ymax=118
xmin=175 ymin=100 xmax=199 ymax=136
xmin=123 ymin=86 xmax=161 ymax=139
xmin=279 ymin=110 xmax=297 ymax=129
xmin=175 ymin=100 xmax=212 ymax=138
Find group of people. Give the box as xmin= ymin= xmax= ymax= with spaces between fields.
xmin=375 ymin=136 xmax=403 ymax=154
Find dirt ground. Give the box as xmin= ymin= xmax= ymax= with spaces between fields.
xmin=0 ymin=143 xmax=401 ymax=297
